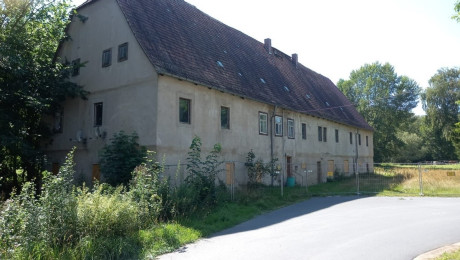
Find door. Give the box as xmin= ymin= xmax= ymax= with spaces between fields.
xmin=287 ymin=156 xmax=292 ymax=177
xmin=317 ymin=161 xmax=322 ymax=183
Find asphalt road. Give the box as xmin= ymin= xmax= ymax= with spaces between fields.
xmin=158 ymin=196 xmax=460 ymax=260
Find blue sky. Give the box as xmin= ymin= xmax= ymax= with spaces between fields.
xmin=72 ymin=0 xmax=460 ymax=115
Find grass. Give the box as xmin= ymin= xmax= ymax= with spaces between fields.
xmin=178 ymin=186 xmax=309 ymax=237
xmin=306 ymin=166 xmax=460 ymax=197
xmin=379 ymin=163 xmax=460 ymax=170
xmin=436 ymin=248 xmax=460 ymax=260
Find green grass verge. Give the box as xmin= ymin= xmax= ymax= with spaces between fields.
xmin=179 ymin=186 xmax=308 ymax=237
xmin=436 ymin=248 xmax=460 ymax=260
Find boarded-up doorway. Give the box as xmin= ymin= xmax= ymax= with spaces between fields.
xmin=317 ymin=161 xmax=322 ymax=184
xmin=286 ymin=156 xmax=292 ymax=177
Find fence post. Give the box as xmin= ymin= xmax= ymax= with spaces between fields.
xmin=418 ymin=163 xmax=424 ymax=196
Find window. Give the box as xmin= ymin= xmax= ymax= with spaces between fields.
xmin=71 ymin=58 xmax=80 ymax=76
xmin=287 ymin=119 xmax=294 ymax=139
xmin=335 ymin=129 xmax=339 ymax=143
xmin=301 ymin=123 xmax=307 ymax=140
xmin=53 ymin=110 xmax=63 ymax=133
xmin=366 ymin=136 xmax=369 ymax=147
xmin=259 ymin=112 xmax=268 ymax=135
xmin=323 ymin=127 xmax=327 ymax=142
xmin=94 ymin=102 xmax=103 ymax=126
xmin=221 ymin=106 xmax=230 ymax=129
xmin=275 ymin=116 xmax=283 ymax=136
xmin=318 ymin=126 xmax=322 ymax=141
xmin=118 ymin=42 xmax=128 ymax=62
xmin=102 ymin=48 xmax=112 ymax=67
xmin=349 ymin=132 xmax=353 ymax=144
xmin=179 ymin=98 xmax=191 ymax=124
xmin=358 ymin=134 xmax=361 ymax=145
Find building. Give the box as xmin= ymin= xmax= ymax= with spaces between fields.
xmin=46 ymin=0 xmax=374 ymax=186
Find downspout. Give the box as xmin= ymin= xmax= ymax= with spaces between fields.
xmin=355 ymin=128 xmax=359 ymax=171
xmin=355 ymin=128 xmax=360 ymax=195
xmin=270 ymin=105 xmax=277 ymax=186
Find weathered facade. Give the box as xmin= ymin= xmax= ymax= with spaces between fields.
xmin=46 ymin=0 xmax=374 ymax=186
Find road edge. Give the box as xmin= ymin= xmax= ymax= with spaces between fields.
xmin=414 ymin=242 xmax=460 ymax=260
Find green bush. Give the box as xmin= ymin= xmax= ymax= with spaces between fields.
xmin=129 ymin=151 xmax=176 ymax=223
xmin=0 ymin=138 xmax=231 ymax=259
xmin=183 ymin=136 xmax=224 ymax=211
xmin=0 ymin=148 xmax=79 ymax=258
xmin=245 ymin=150 xmax=278 ymax=187
xmin=99 ymin=131 xmax=147 ymax=187
xmin=77 ymin=184 xmax=140 ymax=238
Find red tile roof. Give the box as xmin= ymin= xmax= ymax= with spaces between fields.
xmin=94 ymin=0 xmax=372 ymax=130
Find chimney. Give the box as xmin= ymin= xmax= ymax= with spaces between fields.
xmin=264 ymin=38 xmax=272 ymax=54
xmin=292 ymin=53 xmax=298 ymax=67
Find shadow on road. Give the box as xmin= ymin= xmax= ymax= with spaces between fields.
xmin=210 ymin=195 xmax=362 ymax=238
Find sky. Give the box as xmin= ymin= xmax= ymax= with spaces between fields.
xmin=72 ymin=0 xmax=460 ymax=115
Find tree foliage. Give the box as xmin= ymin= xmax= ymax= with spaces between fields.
xmin=337 ymin=62 xmax=420 ymax=162
xmin=453 ymin=0 xmax=460 ymax=22
xmin=184 ymin=136 xmax=223 ymax=209
xmin=421 ymin=68 xmax=460 ymax=160
xmin=0 ymin=0 xmax=87 ymax=195
xmin=99 ymin=131 xmax=147 ymax=187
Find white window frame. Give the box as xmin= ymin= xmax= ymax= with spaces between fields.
xmin=275 ymin=115 xmax=283 ymax=136
xmin=259 ymin=112 xmax=268 ymax=135
xmin=287 ymin=118 xmax=295 ymax=139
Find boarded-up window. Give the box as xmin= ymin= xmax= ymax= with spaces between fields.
xmin=327 ymin=160 xmax=334 ymax=177
xmin=344 ymin=160 xmax=349 ymax=173
xmin=226 ymin=162 xmax=234 ymax=185
xmin=92 ymin=164 xmax=100 ymax=181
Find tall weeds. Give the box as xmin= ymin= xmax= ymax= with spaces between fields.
xmin=0 ymin=137 xmax=227 ymax=259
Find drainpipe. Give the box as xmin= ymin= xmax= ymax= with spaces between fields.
xmin=281 ymin=109 xmax=286 ymax=197
xmin=270 ymin=105 xmax=277 ymax=186
xmin=355 ymin=128 xmax=360 ymax=195
xmin=355 ymin=129 xmax=359 ymax=171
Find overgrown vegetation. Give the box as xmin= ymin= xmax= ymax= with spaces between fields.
xmin=245 ymin=150 xmax=278 ymax=188
xmin=183 ymin=136 xmax=224 ymax=211
xmin=99 ymin=131 xmax=147 ymax=186
xmin=307 ymin=165 xmax=460 ymax=196
xmin=0 ymin=0 xmax=87 ymax=198
xmin=0 ymin=137 xmax=240 ymax=259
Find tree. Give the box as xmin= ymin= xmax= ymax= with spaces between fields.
xmin=453 ymin=0 xmax=460 ymax=22
xmin=421 ymin=68 xmax=460 ymax=160
xmin=0 ymin=0 xmax=86 ymax=196
xmin=393 ymin=116 xmax=429 ymax=162
xmin=99 ymin=131 xmax=147 ymax=187
xmin=337 ymin=62 xmax=420 ymax=162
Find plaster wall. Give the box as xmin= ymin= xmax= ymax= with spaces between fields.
xmin=155 ymin=76 xmax=374 ymax=186
xmin=46 ymin=0 xmax=158 ymax=182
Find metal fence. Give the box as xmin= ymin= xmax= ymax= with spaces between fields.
xmin=160 ymin=162 xmax=460 ymax=198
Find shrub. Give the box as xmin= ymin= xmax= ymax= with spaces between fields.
xmin=183 ymin=136 xmax=224 ymax=211
xmin=245 ymin=150 xmax=278 ymax=187
xmin=99 ymin=131 xmax=147 ymax=187
xmin=77 ymin=184 xmax=140 ymax=238
xmin=129 ymin=151 xmax=176 ymax=223
xmin=0 ymin=148 xmax=79 ymax=258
